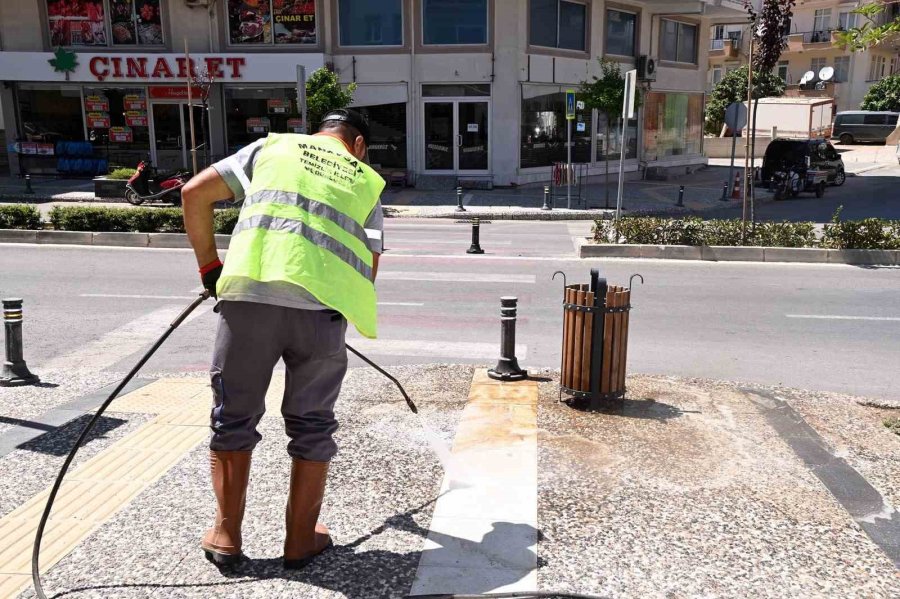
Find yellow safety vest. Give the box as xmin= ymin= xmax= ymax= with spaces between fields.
xmin=218 ymin=133 xmax=385 ymax=338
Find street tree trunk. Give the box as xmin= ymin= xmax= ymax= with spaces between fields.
xmin=604 ymin=116 xmax=611 ymax=209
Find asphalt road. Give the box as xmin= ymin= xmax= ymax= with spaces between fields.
xmin=704 ymin=162 xmax=900 ymax=221
xmin=2 ymin=219 xmax=899 ymax=400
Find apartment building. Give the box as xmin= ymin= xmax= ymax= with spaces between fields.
xmin=0 ymin=0 xmax=745 ymax=187
xmin=708 ymin=0 xmax=900 ymax=113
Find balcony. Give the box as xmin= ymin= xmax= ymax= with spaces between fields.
xmin=786 ymin=30 xmax=839 ymax=51
xmin=709 ymin=35 xmax=742 ymax=58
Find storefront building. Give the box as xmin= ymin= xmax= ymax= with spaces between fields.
xmin=0 ymin=0 xmax=743 ymax=186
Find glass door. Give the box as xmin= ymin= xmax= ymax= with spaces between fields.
xmin=150 ymin=103 xmax=204 ymax=170
xmin=151 ymin=104 xmax=184 ymax=170
xmin=424 ymin=102 xmax=454 ymax=171
xmin=423 ymin=100 xmax=490 ymax=173
xmin=458 ymin=101 xmax=489 ymax=171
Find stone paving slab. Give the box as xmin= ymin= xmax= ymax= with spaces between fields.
xmin=535 ymin=374 xmax=900 ymax=598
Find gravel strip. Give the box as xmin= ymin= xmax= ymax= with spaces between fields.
xmin=536 ymin=372 xmax=900 ymax=598
xmin=20 ymin=365 xmax=473 ymax=599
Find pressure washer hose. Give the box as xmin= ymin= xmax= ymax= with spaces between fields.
xmin=31 ymin=295 xmax=599 ymax=599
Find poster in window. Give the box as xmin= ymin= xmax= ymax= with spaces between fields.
xmin=87 ymin=112 xmax=111 ymax=128
xmin=84 ymin=95 xmax=110 ymax=111
xmin=267 ymin=98 xmax=291 ymax=114
xmin=110 ymin=126 xmax=134 ymax=143
xmin=228 ymin=0 xmax=272 ymax=44
xmin=246 ymin=117 xmax=271 ymax=133
xmin=124 ymin=94 xmax=146 ymax=111
xmin=125 ymin=111 xmax=148 ymax=127
xmin=274 ymin=0 xmax=316 ymax=44
xmin=287 ymin=118 xmax=304 ymax=133
xmin=47 ymin=0 xmax=108 ymax=46
xmin=110 ymin=0 xmax=164 ymax=45
xmin=36 ymin=143 xmax=56 ymax=155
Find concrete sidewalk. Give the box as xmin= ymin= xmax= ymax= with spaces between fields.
xmin=1 ymin=365 xmax=898 ymax=598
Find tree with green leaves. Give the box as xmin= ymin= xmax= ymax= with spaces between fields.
xmin=704 ymin=66 xmax=786 ymax=135
xmin=861 ymin=74 xmax=900 ymax=111
xmin=580 ymin=59 xmax=640 ymax=207
xmin=834 ymin=1 xmax=900 ymax=50
xmin=305 ymin=68 xmax=357 ymax=130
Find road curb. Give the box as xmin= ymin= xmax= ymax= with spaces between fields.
xmin=0 ymin=229 xmax=231 ymax=249
xmin=579 ymin=240 xmax=899 ymax=265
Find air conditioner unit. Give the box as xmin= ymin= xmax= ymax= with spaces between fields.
xmin=637 ymin=56 xmax=657 ymax=81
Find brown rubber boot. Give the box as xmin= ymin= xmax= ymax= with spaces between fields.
xmin=283 ymin=458 xmax=334 ymax=569
xmin=201 ymin=450 xmax=252 ymax=566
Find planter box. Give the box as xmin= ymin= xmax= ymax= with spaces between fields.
xmin=93 ymin=177 xmax=127 ymax=199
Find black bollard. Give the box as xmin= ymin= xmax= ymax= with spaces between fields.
xmin=1 ymin=299 xmax=39 ymax=386
xmin=24 ymin=174 xmax=35 ymax=195
xmin=676 ymin=185 xmax=685 ymax=207
xmin=541 ymin=185 xmax=552 ymax=211
xmin=455 ymin=186 xmax=466 ymax=212
xmin=720 ymin=181 xmax=729 ymax=202
xmin=488 ymin=296 xmax=528 ymax=381
xmin=467 ymin=216 xmax=484 ymax=254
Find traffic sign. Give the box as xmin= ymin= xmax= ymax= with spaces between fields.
xmin=566 ymin=89 xmax=576 ymax=120
xmin=724 ymin=102 xmax=748 ymax=130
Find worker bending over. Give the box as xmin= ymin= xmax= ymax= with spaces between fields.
xmin=182 ymin=109 xmax=384 ymax=569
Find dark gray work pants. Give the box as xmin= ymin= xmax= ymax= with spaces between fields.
xmin=209 ymin=300 xmax=348 ymax=462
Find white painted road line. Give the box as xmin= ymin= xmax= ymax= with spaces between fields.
xmin=379 ymin=272 xmax=536 ymax=284
xmin=379 ymin=302 xmax=425 ymax=307
xmin=388 ymin=239 xmax=513 ymax=246
xmin=346 ymin=340 xmax=527 ymax=360
xmin=786 ymin=314 xmax=900 ymax=322
xmin=42 ymin=303 xmax=213 ymax=371
xmin=80 ymin=293 xmax=194 ymax=300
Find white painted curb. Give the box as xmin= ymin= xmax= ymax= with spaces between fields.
xmin=0 ymin=229 xmax=231 ymax=249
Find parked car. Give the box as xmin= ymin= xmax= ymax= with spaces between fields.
xmin=761 ymin=138 xmax=846 ymax=187
xmin=832 ymin=111 xmax=900 ymax=144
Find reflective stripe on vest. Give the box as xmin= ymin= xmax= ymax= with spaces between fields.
xmin=218 ymin=133 xmax=385 ymax=338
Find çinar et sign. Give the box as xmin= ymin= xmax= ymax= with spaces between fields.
xmin=88 ymin=55 xmax=248 ymax=82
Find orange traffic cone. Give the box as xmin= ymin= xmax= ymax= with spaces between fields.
xmin=731 ymin=171 xmax=742 ymax=199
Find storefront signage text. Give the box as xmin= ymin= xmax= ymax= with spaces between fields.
xmin=87 ymin=112 xmax=111 ymax=128
xmin=287 ymin=118 xmax=304 ymax=133
xmin=110 ymin=127 xmax=134 ymax=143
xmin=267 ymin=99 xmax=291 ymax=114
xmin=125 ymin=111 xmax=148 ymax=127
xmin=148 ymin=86 xmax=204 ymax=100
xmin=89 ymin=56 xmax=247 ymax=82
xmin=124 ymin=94 xmax=146 ymax=111
xmin=84 ymin=95 xmax=109 ymax=111
xmin=246 ymin=117 xmax=271 ymax=133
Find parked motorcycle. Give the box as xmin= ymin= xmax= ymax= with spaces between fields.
xmin=770 ymin=160 xmax=827 ymax=201
xmin=125 ymin=160 xmax=191 ymax=206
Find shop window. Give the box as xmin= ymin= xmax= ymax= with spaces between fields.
xmin=596 ymin=113 xmax=637 ymax=162
xmin=339 ymin=0 xmax=402 ymax=46
xmin=356 ymin=103 xmax=407 ymax=169
xmin=17 ymin=86 xmax=84 ymax=144
xmin=422 ymin=0 xmax=487 ymax=45
xmin=642 ymin=92 xmax=703 ymax=161
xmin=660 ymin=19 xmax=697 ymax=64
xmin=225 ymin=87 xmax=301 ymax=153
xmin=605 ymin=9 xmax=636 ymax=57
xmin=811 ymin=57 xmax=827 ymax=75
xmin=530 ymin=0 xmax=587 ymax=52
xmin=84 ymin=87 xmax=151 ymax=168
xmin=520 ymin=86 xmax=591 ymax=169
xmin=227 ymin=0 xmax=317 ymax=45
xmin=46 ymin=0 xmax=164 ymax=47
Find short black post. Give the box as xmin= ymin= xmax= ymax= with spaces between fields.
xmin=720 ymin=181 xmax=729 ymax=202
xmin=541 ymin=185 xmax=551 ymax=211
xmin=467 ymin=216 xmax=484 ymax=254
xmin=488 ymin=296 xmax=527 ymax=381
xmin=24 ymin=174 xmax=34 ymax=195
xmin=1 ymin=299 xmax=39 ymax=387
xmin=455 ymin=186 xmax=466 ymax=212
xmin=676 ymin=185 xmax=685 ymax=207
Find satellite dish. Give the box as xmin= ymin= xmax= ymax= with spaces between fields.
xmin=800 ymin=70 xmax=816 ymax=84
xmin=819 ymin=66 xmax=835 ymax=81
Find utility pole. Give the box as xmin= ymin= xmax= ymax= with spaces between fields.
xmin=615 ymin=70 xmax=637 ymax=224
xmin=742 ymin=32 xmax=754 ymax=244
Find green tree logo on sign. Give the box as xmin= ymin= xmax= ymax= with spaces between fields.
xmin=49 ymin=47 xmax=78 ymax=80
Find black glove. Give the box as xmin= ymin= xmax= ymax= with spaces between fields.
xmin=199 ymin=259 xmax=223 ymax=299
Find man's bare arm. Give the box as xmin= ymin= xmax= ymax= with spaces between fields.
xmin=182 ymin=167 xmax=234 ymax=267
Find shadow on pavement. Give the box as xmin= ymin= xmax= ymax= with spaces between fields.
xmin=16 ymin=413 xmax=128 ymax=456
xmin=566 ymin=397 xmax=691 ymax=421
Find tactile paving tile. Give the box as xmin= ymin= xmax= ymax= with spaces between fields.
xmin=108 ymin=378 xmax=209 ymax=413
xmin=0 ymin=384 xmax=212 ymax=596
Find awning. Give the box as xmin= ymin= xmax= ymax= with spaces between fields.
xmin=349 ymin=83 xmax=409 ymax=108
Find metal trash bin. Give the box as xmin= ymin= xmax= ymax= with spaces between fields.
xmin=553 ymin=269 xmax=642 ymax=410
